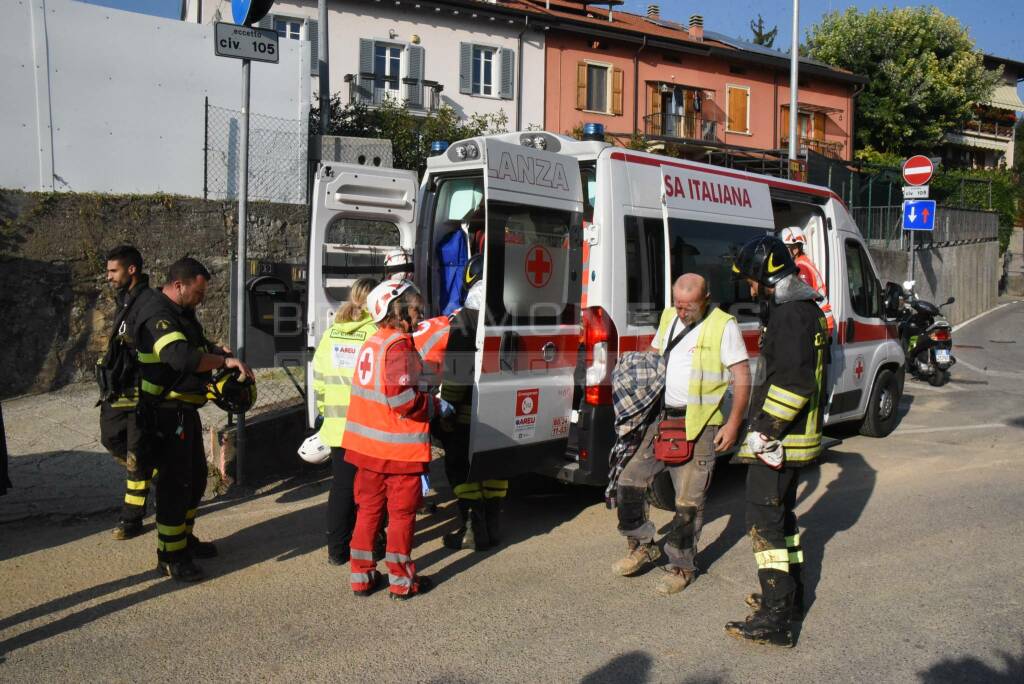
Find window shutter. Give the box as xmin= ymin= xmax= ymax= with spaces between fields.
xmin=499 ymin=47 xmax=514 ymax=99
xmin=407 ymin=45 xmax=425 ymax=108
xmin=356 ymin=38 xmax=374 ymax=103
xmin=813 ymin=112 xmax=826 ymax=141
xmin=728 ymin=87 xmax=748 ymax=132
xmin=308 ymin=20 xmax=319 ymax=76
xmin=459 ymin=43 xmax=472 ymax=94
xmin=780 ymin=105 xmax=790 ymax=141
xmin=611 ymin=67 xmax=624 ymax=115
xmin=257 ymin=15 xmax=273 ymax=30
xmin=576 ymin=62 xmax=587 ymax=110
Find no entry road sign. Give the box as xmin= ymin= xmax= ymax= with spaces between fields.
xmin=902 ymin=155 xmax=934 ymax=186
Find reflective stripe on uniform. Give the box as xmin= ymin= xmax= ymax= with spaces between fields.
xmin=137 ymin=351 xmax=160 ymax=364
xmin=157 ymin=538 xmax=188 ymax=552
xmin=350 ymin=572 xmax=373 ymax=584
xmin=453 ymin=482 xmax=482 ymax=500
xmin=157 ymin=522 xmax=187 ymax=536
xmin=350 ymin=548 xmax=375 ymax=561
xmin=482 ymin=480 xmax=508 ymax=499
xmin=388 ymin=574 xmax=412 ymax=587
xmin=789 ymin=550 xmax=805 ymax=564
xmin=386 ymin=388 xmax=416 ymax=409
xmin=153 ymin=331 xmax=187 ymax=356
xmin=754 ymin=548 xmax=790 ymax=572
xmin=343 ymin=420 xmax=431 ymax=445
xmin=785 ymin=533 xmax=800 ymax=547
xmin=141 ymin=379 xmax=164 ymax=395
xmin=126 ymin=479 xmax=149 ymax=491
xmin=385 ymin=552 xmax=412 ymax=564
xmin=125 ymin=494 xmax=146 ymax=507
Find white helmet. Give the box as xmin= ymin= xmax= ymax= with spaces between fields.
xmin=366 ymin=278 xmax=418 ymax=323
xmin=298 ymin=432 xmax=331 ymax=464
xmin=383 ymin=248 xmax=414 ymax=279
xmin=780 ymin=226 xmax=807 ymax=245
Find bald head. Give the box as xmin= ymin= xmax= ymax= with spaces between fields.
xmin=672 ymin=273 xmax=710 ymax=324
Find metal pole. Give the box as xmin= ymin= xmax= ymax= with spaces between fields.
xmin=788 ymin=0 xmax=800 ymax=162
xmin=203 ymin=96 xmax=209 ymax=200
xmin=318 ymin=0 xmax=329 ymax=135
xmin=907 ymin=229 xmax=915 ymax=284
xmin=866 ymin=177 xmax=873 ymax=240
xmin=236 ymin=58 xmax=250 ymax=487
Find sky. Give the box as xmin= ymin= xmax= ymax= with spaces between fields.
xmin=620 ymin=1 xmax=1022 ymax=61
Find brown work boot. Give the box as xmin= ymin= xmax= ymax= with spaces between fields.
xmin=611 ymin=539 xmax=661 ymax=577
xmin=655 ymin=566 xmax=696 ymax=595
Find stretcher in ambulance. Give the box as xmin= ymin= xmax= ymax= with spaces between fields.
xmin=306 ymin=130 xmax=904 ymax=486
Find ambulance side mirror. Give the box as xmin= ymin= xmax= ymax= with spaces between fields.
xmin=882 ymin=282 xmax=902 ymax=319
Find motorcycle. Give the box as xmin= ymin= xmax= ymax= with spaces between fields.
xmin=884 ymin=281 xmax=956 ymax=387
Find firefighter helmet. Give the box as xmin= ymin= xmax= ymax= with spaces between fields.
xmin=779 ymin=226 xmax=807 ymax=245
xmin=732 ymin=235 xmax=798 ymax=288
xmin=464 ymin=253 xmax=483 ymax=288
xmin=367 ymin=278 xmax=419 ymax=323
xmin=297 ymin=432 xmax=331 ymax=464
xmin=206 ymin=367 xmax=257 ymax=414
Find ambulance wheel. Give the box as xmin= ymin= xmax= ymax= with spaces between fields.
xmin=859 ymin=368 xmax=900 ymax=438
xmin=647 ymin=471 xmax=676 ymax=512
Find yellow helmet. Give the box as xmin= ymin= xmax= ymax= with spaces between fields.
xmin=207 ymin=368 xmax=258 ymax=414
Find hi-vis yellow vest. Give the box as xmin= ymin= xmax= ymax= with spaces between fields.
xmin=656 ymin=307 xmax=736 ymax=438
xmin=312 ymin=314 xmax=377 ymax=447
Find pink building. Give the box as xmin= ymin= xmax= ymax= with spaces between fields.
xmin=518 ymin=1 xmax=864 ymax=161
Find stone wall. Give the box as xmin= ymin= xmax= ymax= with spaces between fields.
xmin=0 ymin=190 xmax=307 ymax=399
xmin=868 ymin=240 xmax=1001 ymax=325
xmin=1004 ymin=228 xmax=1024 ymax=297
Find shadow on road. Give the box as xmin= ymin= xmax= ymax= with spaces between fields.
xmin=581 ymin=651 xmax=654 ymax=684
xmin=918 ymin=648 xmax=1024 ymax=683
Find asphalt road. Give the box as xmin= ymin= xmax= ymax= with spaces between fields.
xmin=1 ymin=301 xmax=1023 ymax=683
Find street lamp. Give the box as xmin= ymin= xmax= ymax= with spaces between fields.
xmin=788 ymin=0 xmax=799 ymax=163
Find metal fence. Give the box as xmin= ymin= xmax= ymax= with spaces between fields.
xmin=204 ymin=100 xmax=309 ymax=205
xmin=851 ymin=205 xmax=999 ymax=249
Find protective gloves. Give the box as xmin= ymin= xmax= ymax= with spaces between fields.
xmin=745 ymin=431 xmax=784 ymax=470
xmin=438 ymin=399 xmax=455 ymax=418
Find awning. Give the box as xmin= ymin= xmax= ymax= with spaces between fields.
xmin=943 ymin=132 xmax=1008 ymax=152
xmin=795 ymin=102 xmax=842 ymax=114
xmin=989 ymin=84 xmax=1024 ymax=111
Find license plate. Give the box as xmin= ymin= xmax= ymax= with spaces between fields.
xmin=935 ymin=349 xmax=950 ymax=364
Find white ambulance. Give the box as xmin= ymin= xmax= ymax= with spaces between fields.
xmin=306 ymin=130 xmax=904 ymax=486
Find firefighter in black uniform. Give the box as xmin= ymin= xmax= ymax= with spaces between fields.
xmin=98 ymin=246 xmax=159 ymax=539
xmin=133 ymin=257 xmax=254 ymax=581
xmin=438 ymin=255 xmax=508 ymax=550
xmin=725 ymin=236 xmax=828 ymax=647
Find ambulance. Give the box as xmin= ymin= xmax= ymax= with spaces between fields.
xmin=306 ymin=128 xmax=904 ymax=486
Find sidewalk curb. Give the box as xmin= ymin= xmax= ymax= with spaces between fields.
xmin=952 ymin=300 xmax=1021 ymax=333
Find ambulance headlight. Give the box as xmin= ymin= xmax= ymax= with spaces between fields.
xmin=455 ymin=146 xmax=467 ymax=160
xmin=521 ymin=137 xmax=534 ymax=148
xmin=465 ymin=144 xmax=479 ymax=159
xmin=532 ymin=136 xmax=547 ymax=150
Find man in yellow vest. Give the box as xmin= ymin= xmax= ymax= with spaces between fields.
xmin=612 ymin=274 xmax=751 ymax=595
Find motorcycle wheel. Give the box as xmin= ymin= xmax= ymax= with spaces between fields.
xmin=928 ymin=369 xmax=950 ymax=387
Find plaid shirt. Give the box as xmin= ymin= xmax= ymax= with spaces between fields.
xmin=605 ymin=352 xmax=665 ymax=507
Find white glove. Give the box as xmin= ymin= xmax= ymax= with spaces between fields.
xmin=438 ymin=399 xmax=455 ymax=418
xmin=746 ymin=431 xmax=784 ymax=470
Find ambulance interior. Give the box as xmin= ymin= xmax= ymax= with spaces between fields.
xmin=417 ymin=176 xmax=485 ymax=317
xmin=771 ymin=200 xmax=831 ymax=296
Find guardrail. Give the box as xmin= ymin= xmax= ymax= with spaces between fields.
xmin=851 ymin=205 xmax=999 ymax=248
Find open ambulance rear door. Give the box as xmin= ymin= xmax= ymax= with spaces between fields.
xmin=468 ymin=139 xmax=584 ymax=480
xmin=306 ymin=163 xmax=419 ymax=426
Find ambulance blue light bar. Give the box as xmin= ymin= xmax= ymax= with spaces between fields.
xmin=582 ymin=123 xmax=605 ymax=141
xmin=430 ymin=141 xmax=450 ymax=154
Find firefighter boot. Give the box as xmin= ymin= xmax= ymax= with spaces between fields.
xmin=112 ymin=519 xmax=143 ymax=540
xmin=443 ymin=499 xmax=490 ymax=551
xmin=187 ymin=534 xmax=219 ymax=559
xmin=156 ymin=559 xmax=205 ymax=583
xmin=725 ymin=599 xmax=794 ymax=648
xmin=744 ymin=566 xmax=805 ymax=620
xmin=483 ymin=497 xmax=503 ymax=546
xmin=611 ymin=538 xmax=662 ymax=577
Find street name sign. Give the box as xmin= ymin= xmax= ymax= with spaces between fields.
xmin=902 ymin=155 xmax=934 ymax=186
xmin=903 ymin=185 xmax=929 ymax=199
xmin=215 ymin=23 xmax=279 ymax=63
xmin=902 ymin=199 xmax=936 ymax=231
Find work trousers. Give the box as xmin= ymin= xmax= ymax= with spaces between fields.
xmin=350 ymin=468 xmax=422 ymax=596
xmin=148 ymin=405 xmax=208 ymax=563
xmin=441 ymin=428 xmax=508 ymax=502
xmin=616 ymin=419 xmax=717 ymax=573
xmin=745 ymin=463 xmax=803 ymax=607
xmin=325 ymin=447 xmax=357 ymax=559
xmin=100 ymin=402 xmax=155 ymax=525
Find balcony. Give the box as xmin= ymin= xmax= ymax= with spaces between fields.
xmin=644 ymin=113 xmax=721 ymax=142
xmin=782 ymin=136 xmax=844 ymax=160
xmin=957 ymin=119 xmax=1015 ymax=139
xmin=345 ymin=74 xmax=443 ymax=113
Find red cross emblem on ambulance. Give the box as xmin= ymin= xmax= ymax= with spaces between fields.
xmin=854 ymin=356 xmax=865 ymax=382
xmin=525 ymin=246 xmax=553 ymax=288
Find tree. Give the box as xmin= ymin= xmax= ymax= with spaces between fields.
xmin=805 ymin=7 xmax=1002 ymax=155
xmin=310 ymin=96 xmax=508 ymax=175
xmin=749 ymin=14 xmax=778 ymax=48
xmin=1015 ymin=118 xmax=1024 ymax=171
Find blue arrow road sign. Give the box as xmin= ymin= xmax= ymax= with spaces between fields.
xmin=232 ymin=0 xmax=274 ymax=26
xmin=902 ymin=200 xmax=936 ymax=231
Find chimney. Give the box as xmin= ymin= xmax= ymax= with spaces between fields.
xmin=647 ymin=4 xmax=660 ymax=19
xmin=689 ymin=14 xmax=704 ymax=42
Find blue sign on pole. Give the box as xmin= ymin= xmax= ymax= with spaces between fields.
xmin=232 ymin=0 xmax=274 ymax=26
xmin=902 ymin=199 xmax=936 ymax=231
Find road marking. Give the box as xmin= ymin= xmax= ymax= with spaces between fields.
xmin=893 ymin=422 xmax=1010 ymax=436
xmin=952 ymin=300 xmax=1021 ymax=332
xmin=955 ymin=358 xmax=1024 ymax=380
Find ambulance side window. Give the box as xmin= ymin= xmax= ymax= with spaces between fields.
xmin=845 ymin=239 xmax=882 ymax=319
xmin=623 ymin=216 xmax=664 ymax=327
xmin=581 ymin=165 xmax=597 ymax=223
xmin=485 ymin=201 xmax=579 ymax=325
xmin=666 ymin=218 xmax=762 ymax=322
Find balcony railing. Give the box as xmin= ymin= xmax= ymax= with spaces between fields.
xmin=644 ymin=113 xmax=721 ymax=142
xmin=346 ymin=75 xmax=443 ymax=113
xmin=957 ymin=120 xmax=1015 ymax=138
xmin=782 ymin=136 xmax=844 ymax=160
